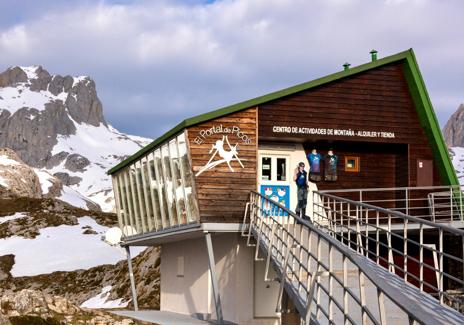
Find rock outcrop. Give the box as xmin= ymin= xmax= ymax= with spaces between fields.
xmin=0 ymin=67 xmax=27 ymax=87
xmin=0 ymin=254 xmax=14 ymax=281
xmin=1 ymin=247 xmax=160 ymax=310
xmin=0 ymin=197 xmax=117 ymax=239
xmin=0 ymin=289 xmax=148 ymax=324
xmin=443 ymin=104 xmax=464 ymax=147
xmin=0 ymin=148 xmax=41 ymax=199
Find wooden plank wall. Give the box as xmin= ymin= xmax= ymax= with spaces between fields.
xmin=187 ymin=108 xmax=257 ymax=223
xmin=298 ymin=141 xmax=408 ymax=192
xmin=258 ymin=62 xmax=442 ymax=188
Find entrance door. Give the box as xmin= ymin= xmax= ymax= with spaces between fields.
xmin=258 ymin=153 xmax=291 ymax=211
xmin=417 ymin=159 xmax=433 ymax=186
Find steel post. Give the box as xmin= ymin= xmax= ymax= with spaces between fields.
xmin=205 ymin=232 xmax=224 ymax=324
xmin=125 ymin=246 xmax=139 ymax=311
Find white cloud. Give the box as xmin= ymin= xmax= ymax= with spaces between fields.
xmin=0 ymin=25 xmax=31 ymax=56
xmin=0 ymin=0 xmax=462 ymax=136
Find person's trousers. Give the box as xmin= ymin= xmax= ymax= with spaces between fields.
xmin=295 ymin=187 xmax=308 ymax=218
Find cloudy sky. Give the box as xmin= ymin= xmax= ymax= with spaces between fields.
xmin=0 ymin=0 xmax=462 ymax=139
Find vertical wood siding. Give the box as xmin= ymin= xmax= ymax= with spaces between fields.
xmin=187 ymin=108 xmax=257 ymax=223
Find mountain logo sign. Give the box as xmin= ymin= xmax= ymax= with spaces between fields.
xmin=195 ymin=135 xmax=244 ymax=177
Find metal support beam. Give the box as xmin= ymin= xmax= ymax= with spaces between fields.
xmin=205 ymin=232 xmax=224 ymax=324
xmin=125 ymin=246 xmax=139 ymax=311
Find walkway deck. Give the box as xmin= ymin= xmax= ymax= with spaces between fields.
xmin=112 ymin=310 xmax=212 ymax=325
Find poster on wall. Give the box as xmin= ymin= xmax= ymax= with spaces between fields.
xmin=260 ymin=185 xmax=290 ymax=216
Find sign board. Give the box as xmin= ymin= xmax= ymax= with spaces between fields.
xmin=194 ymin=124 xmax=253 ymax=177
xmin=260 ymin=185 xmax=290 ymax=216
xmin=272 ymin=126 xmax=395 ymax=139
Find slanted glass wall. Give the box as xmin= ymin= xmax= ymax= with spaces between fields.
xmin=112 ymin=132 xmax=199 ymax=236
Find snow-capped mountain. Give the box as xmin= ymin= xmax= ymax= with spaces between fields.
xmin=0 ymin=66 xmax=159 ymax=316
xmin=0 ymin=65 xmax=151 ymax=211
xmin=443 ymin=103 xmax=464 ymax=184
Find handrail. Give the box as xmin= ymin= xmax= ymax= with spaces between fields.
xmin=245 ymin=191 xmax=464 ymax=324
xmin=317 ymin=185 xmax=462 ymax=194
xmin=313 ymin=190 xmax=464 ymax=313
xmin=315 ymin=191 xmax=464 ymax=236
xmin=316 ymin=185 xmax=464 ymax=223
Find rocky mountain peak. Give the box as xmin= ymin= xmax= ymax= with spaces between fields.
xmin=0 ymin=64 xmax=151 ymax=212
xmin=0 ymin=65 xmax=108 ymax=168
xmin=0 ymin=65 xmax=105 ymax=127
xmin=443 ymin=103 xmax=464 ymax=147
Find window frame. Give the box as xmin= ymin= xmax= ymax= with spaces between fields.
xmin=259 ymin=154 xmax=290 ymax=184
xmin=344 ymin=156 xmax=360 ymax=173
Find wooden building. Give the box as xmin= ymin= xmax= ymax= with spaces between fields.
xmin=108 ymin=49 xmax=458 ymax=324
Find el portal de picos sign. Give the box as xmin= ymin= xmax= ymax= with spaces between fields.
xmin=194 ymin=124 xmax=252 ymax=177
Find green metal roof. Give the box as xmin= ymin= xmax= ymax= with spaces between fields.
xmin=108 ymin=49 xmax=458 ymax=185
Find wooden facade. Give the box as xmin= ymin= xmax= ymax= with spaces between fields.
xmin=181 ymin=62 xmax=446 ymax=223
xmin=258 ymin=62 xmax=441 ymax=189
xmin=187 ymin=108 xmax=257 ymax=223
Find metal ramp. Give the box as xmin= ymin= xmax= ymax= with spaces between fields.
xmin=243 ymin=191 xmax=464 ymax=324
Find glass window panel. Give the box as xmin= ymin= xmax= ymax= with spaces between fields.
xmin=156 ymin=148 xmax=171 ymax=227
xmin=119 ymin=172 xmax=130 ymax=231
xmin=129 ymin=165 xmax=142 ymax=233
xmin=141 ymin=157 xmax=155 ymax=231
xmin=113 ymin=132 xmax=200 ymax=231
xmin=261 ymin=157 xmax=272 ymax=181
xmin=170 ymin=138 xmax=187 ymax=224
xmin=112 ymin=176 xmax=124 ymax=228
xmin=123 ymin=170 xmax=136 ymax=232
xmin=277 ymin=158 xmax=287 ymax=181
xmin=177 ymin=133 xmax=199 ymax=222
xmin=161 ymin=143 xmax=177 ymax=226
xmin=118 ymin=176 xmax=128 ymax=229
xmin=148 ymin=152 xmax=163 ymax=229
xmin=136 ymin=161 xmax=148 ymax=232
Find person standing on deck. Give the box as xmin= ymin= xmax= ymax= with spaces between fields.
xmin=294 ymin=162 xmax=309 ymax=219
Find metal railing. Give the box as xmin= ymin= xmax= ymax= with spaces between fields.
xmin=243 ymin=191 xmax=464 ymax=324
xmin=317 ymin=185 xmax=464 ymax=223
xmin=313 ymin=190 xmax=464 ymax=313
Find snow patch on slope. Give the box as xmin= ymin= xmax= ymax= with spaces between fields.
xmin=47 ymin=118 xmax=151 ymax=211
xmin=19 ymin=66 xmax=39 ymax=79
xmin=80 ymin=285 xmax=128 ymax=309
xmin=59 ymin=186 xmax=89 ymax=209
xmin=0 ymin=216 xmax=145 ymax=276
xmin=72 ymin=76 xmax=88 ymax=87
xmin=0 ymin=213 xmax=27 ymax=224
xmin=87 ymin=189 xmax=113 ymax=213
xmin=34 ymin=169 xmax=54 ymax=195
xmin=0 ymin=154 xmax=20 ymax=166
xmin=0 ymin=84 xmax=67 ymax=114
xmin=450 ymin=147 xmax=464 ymax=184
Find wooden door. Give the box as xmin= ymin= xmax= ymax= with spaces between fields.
xmin=416 ymin=159 xmax=433 ymax=186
